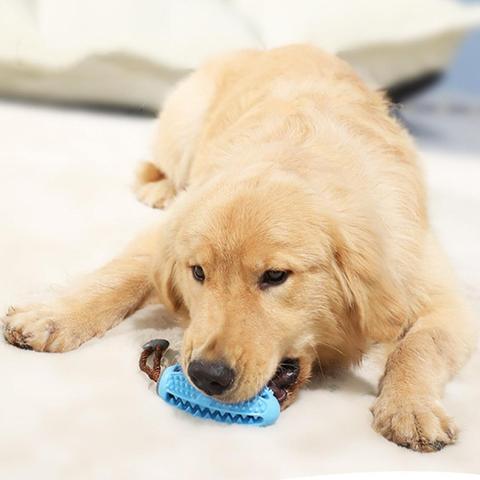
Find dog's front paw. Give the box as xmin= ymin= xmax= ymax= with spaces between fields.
xmin=371 ymin=394 xmax=457 ymax=452
xmin=2 ymin=303 xmax=86 ymax=353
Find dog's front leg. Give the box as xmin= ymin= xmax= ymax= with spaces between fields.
xmin=2 ymin=225 xmax=162 ymax=353
xmin=371 ymin=292 xmax=475 ymax=452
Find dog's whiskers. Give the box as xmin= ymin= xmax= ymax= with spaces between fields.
xmin=315 ymin=338 xmax=346 ymax=358
xmin=307 ymin=339 xmax=325 ymax=378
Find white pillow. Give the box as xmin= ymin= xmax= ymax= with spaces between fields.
xmin=0 ymin=0 xmax=478 ymax=110
xmin=234 ymin=0 xmax=480 ymax=89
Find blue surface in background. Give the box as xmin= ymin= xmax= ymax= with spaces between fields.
xmin=401 ymin=1 xmax=480 ymax=154
xmin=443 ymin=0 xmax=480 ymax=96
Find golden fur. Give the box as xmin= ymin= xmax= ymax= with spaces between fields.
xmin=3 ymin=45 xmax=476 ymax=452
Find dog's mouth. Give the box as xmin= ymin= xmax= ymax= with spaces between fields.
xmin=267 ymin=358 xmax=300 ymax=406
xmin=141 ymin=341 xmax=301 ymax=407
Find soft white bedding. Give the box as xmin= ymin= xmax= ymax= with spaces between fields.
xmin=0 ymin=101 xmax=479 ymax=479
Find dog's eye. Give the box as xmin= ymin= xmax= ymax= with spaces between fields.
xmin=259 ymin=270 xmax=289 ymax=289
xmin=191 ymin=265 xmax=205 ymax=282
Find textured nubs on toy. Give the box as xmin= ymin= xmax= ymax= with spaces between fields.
xmin=139 ymin=339 xmax=300 ymax=427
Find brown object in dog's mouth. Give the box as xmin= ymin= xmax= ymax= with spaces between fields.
xmin=267 ymin=358 xmax=300 ymax=405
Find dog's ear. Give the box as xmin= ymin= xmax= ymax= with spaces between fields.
xmin=330 ymin=216 xmax=385 ymax=330
xmin=331 ymin=245 xmax=371 ymax=323
xmin=155 ymin=256 xmax=184 ymax=313
xmin=151 ymin=225 xmax=185 ymax=314
xmin=330 ymin=212 xmax=409 ymax=341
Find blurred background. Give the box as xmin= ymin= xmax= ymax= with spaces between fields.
xmin=0 ymin=0 xmax=479 ymax=153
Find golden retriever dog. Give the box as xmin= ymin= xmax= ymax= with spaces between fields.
xmin=3 ymin=45 xmax=476 ymax=452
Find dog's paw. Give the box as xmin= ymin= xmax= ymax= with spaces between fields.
xmin=134 ymin=162 xmax=176 ymax=209
xmin=135 ymin=180 xmax=176 ymax=209
xmin=2 ymin=303 xmax=86 ymax=353
xmin=371 ymin=394 xmax=457 ymax=452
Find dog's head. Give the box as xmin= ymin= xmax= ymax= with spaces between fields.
xmin=153 ymin=165 xmax=379 ymax=405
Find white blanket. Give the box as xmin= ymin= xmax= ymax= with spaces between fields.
xmin=0 ymin=101 xmax=479 ymax=479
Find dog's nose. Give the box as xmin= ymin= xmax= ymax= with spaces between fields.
xmin=187 ymin=359 xmax=235 ymax=396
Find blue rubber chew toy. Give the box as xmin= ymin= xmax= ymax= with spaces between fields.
xmin=139 ymin=339 xmax=280 ymax=427
xmin=158 ymin=364 xmax=280 ymax=427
